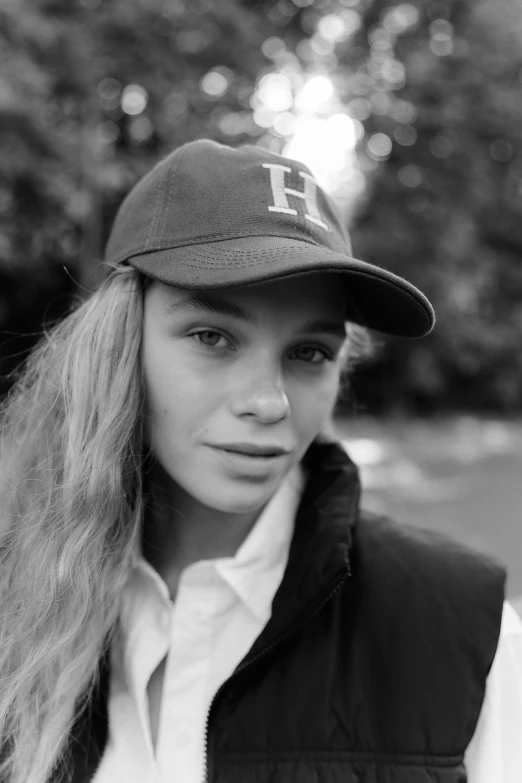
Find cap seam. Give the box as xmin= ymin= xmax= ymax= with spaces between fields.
xmin=145 ymin=158 xmax=168 ymax=251
xmin=131 ymin=254 xmax=433 ymax=324
xmin=111 ymin=231 xmax=339 ymax=266
xmin=158 ymin=146 xmax=189 ymax=244
xmin=120 ymin=241 xmax=429 ymax=295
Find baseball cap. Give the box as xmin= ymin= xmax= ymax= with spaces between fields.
xmin=105 ymin=139 xmax=435 ymax=338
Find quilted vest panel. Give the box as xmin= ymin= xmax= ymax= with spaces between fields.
xmin=203 ymin=514 xmax=505 ymax=783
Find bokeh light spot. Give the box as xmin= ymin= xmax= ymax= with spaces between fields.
xmin=283 ymin=113 xmax=358 ymax=192
xmin=347 ymin=97 xmax=371 ymax=121
xmin=128 ymin=116 xmax=154 ymax=144
xmin=390 ymin=99 xmax=417 ymax=124
xmin=381 ymin=3 xmax=419 ymax=34
xmin=258 ymin=73 xmax=293 ymax=112
xmin=490 ymin=139 xmax=513 ymax=162
xmin=216 ymin=111 xmax=245 ymax=136
xmin=262 ymin=37 xmax=286 ymax=59
xmin=310 ymin=35 xmax=336 ymax=56
xmin=429 ymin=134 xmax=453 ymax=158
xmin=164 ymin=91 xmax=188 ymax=118
xmin=121 ymin=84 xmax=148 ymax=115
xmin=381 ymin=59 xmax=406 ymax=89
xmin=394 ymin=124 xmax=417 ymax=146
xmin=370 ymin=92 xmax=392 ymax=115
xmin=367 ymin=133 xmax=392 ymax=159
xmin=429 ymin=19 xmax=454 ymax=38
xmin=95 ymin=120 xmax=119 ymax=144
xmin=318 ymin=13 xmax=360 ymax=42
xmin=97 ymin=77 xmax=121 ymax=101
xmin=273 ymin=111 xmax=297 ymax=136
xmin=294 ymin=74 xmax=334 ymax=113
xmin=430 ymin=37 xmax=454 ymax=56
xmin=200 ymin=69 xmax=230 ymax=98
xmin=398 ymin=164 xmax=422 ymax=187
xmin=253 ymin=106 xmax=277 ymax=129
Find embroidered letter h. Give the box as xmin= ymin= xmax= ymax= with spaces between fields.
xmin=262 ymin=163 xmax=330 ymax=231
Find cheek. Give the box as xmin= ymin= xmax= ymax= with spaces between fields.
xmin=141 ymin=346 xmax=181 ymax=439
xmin=142 ymin=348 xmax=217 ymax=443
xmin=290 ymin=371 xmax=341 ymax=433
xmin=145 ymin=374 xmax=185 ymax=435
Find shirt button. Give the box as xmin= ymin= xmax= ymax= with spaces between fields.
xmin=175 ymin=731 xmax=193 ymax=749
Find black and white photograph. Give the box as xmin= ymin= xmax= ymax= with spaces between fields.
xmin=0 ymin=1 xmax=521 ymax=781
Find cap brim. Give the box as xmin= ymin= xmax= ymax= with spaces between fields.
xmin=124 ymin=236 xmax=435 ymax=339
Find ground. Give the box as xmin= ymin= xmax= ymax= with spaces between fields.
xmin=334 ymin=415 xmax=522 ymax=613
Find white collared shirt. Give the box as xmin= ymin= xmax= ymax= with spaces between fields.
xmin=92 ymin=463 xmax=522 ymax=782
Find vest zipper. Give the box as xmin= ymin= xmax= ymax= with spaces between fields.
xmin=201 ymin=562 xmax=351 ymax=783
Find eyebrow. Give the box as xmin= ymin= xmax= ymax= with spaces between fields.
xmin=165 ymin=293 xmax=347 ymax=337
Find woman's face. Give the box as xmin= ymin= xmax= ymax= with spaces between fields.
xmin=141 ymin=273 xmax=347 ymax=514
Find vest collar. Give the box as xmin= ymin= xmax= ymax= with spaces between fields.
xmin=243 ymin=435 xmax=360 ymax=659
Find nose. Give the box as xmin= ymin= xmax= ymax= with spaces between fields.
xmin=230 ymin=368 xmax=290 ymax=423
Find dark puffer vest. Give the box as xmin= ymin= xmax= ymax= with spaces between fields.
xmin=64 ymin=437 xmax=505 ymax=783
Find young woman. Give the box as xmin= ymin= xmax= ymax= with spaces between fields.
xmin=0 ymin=140 xmax=520 ymax=783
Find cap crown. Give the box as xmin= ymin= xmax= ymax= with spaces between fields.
xmin=105 ymin=140 xmax=352 ymax=265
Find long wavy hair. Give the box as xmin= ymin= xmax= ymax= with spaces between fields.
xmin=0 ymin=263 xmax=372 ymax=783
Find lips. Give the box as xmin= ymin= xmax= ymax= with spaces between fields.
xmin=221 ymin=449 xmax=280 ymax=459
xmin=212 ymin=445 xmax=287 ymax=478
xmin=216 ymin=443 xmax=290 ymax=457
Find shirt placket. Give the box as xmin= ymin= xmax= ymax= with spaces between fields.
xmin=156 ymin=563 xmax=220 ymax=783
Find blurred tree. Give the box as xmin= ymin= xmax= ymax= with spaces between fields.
xmin=0 ymin=0 xmax=521 ymax=413
xmin=348 ymin=0 xmax=522 ymax=413
xmin=0 ymin=0 xmax=273 ymax=394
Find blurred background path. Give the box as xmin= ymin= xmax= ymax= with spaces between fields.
xmin=335 ymin=415 xmax=522 ymax=612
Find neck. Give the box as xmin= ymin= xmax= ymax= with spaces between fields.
xmin=141 ymin=461 xmax=264 ymax=600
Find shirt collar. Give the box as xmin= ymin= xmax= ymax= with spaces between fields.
xmin=213 ymin=461 xmax=305 ymax=620
xmin=129 ymin=462 xmax=306 ymax=624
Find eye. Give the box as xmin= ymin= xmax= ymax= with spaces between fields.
xmin=190 ymin=329 xmax=230 ymax=349
xmin=291 ymin=346 xmax=331 ymax=364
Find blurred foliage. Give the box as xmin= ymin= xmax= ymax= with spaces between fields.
xmin=0 ymin=0 xmax=521 ymax=412
xmin=347 ymin=0 xmax=522 ymax=414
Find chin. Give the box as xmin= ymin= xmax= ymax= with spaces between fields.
xmin=195 ymin=481 xmax=277 ymax=515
